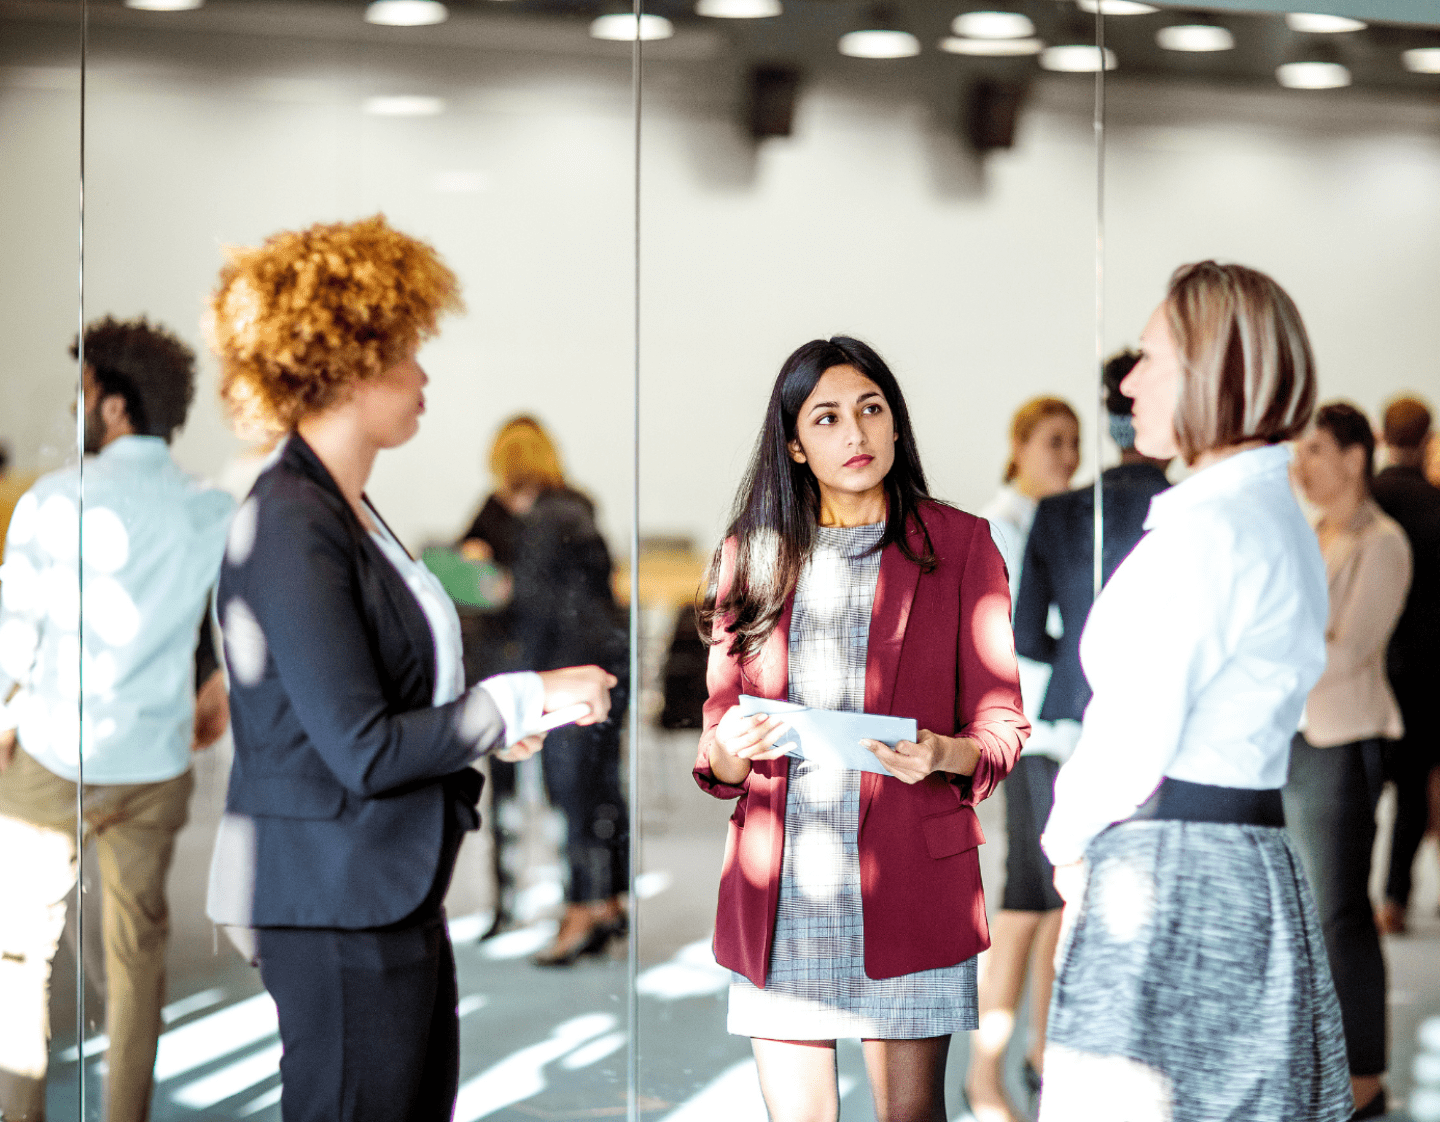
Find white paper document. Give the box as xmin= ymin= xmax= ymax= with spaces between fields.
xmin=737 ymin=695 xmax=918 ymax=776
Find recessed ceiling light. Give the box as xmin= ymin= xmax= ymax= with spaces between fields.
xmin=940 ymin=36 xmax=1043 ymax=56
xmin=951 ymin=11 xmax=1035 ymax=40
xmin=1276 ymin=60 xmax=1351 ymax=87
xmin=365 ymin=0 xmax=447 ymax=25
xmin=1075 ymin=0 xmax=1158 ymax=15
xmin=363 ymin=95 xmax=446 ymax=116
xmin=124 ymin=0 xmax=203 ymax=11
xmin=1156 ymin=24 xmax=1235 ymax=52
xmin=1284 ymin=13 xmax=1366 ymax=33
xmin=1040 ymin=44 xmax=1118 ymax=72
xmin=696 ymin=0 xmax=781 ymax=16
xmin=839 ymin=29 xmax=921 ymax=58
xmin=590 ymin=12 xmax=675 ymax=40
xmin=1402 ymin=46 xmax=1440 ymax=73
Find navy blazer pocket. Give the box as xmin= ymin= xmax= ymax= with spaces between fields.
xmin=231 ymin=774 xmax=344 ymax=820
xmin=921 ymin=807 xmax=985 ymax=859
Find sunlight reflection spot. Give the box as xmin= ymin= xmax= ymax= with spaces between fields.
xmin=81 ymin=508 xmax=129 ymax=574
xmin=227 ymin=499 xmax=259 ymax=566
xmin=223 ymin=598 xmax=267 ymax=687
xmin=1091 ymin=857 xmax=1156 ymax=944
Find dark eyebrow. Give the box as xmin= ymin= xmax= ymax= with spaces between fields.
xmin=808 ymin=391 xmax=882 ymax=415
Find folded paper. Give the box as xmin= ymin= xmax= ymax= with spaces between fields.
xmin=738 ymin=695 xmax=918 ymax=776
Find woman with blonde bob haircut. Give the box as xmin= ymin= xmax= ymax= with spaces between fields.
xmin=208 ymin=215 xmax=614 ymax=1122
xmin=1037 ymin=262 xmax=1351 ymax=1122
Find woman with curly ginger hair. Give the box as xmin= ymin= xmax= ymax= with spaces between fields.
xmin=207 ymin=215 xmax=615 ymax=1122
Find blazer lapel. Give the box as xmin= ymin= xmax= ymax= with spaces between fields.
xmin=865 ymin=532 xmax=920 ymax=715
xmin=860 ymin=525 xmax=921 ymax=829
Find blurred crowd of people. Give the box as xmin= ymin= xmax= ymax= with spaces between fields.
xmin=0 ymin=215 xmax=1434 ymax=1122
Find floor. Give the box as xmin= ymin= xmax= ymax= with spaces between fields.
xmin=39 ymin=727 xmax=1440 ymax=1122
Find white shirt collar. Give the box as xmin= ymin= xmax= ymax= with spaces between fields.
xmin=92 ymin=434 xmax=170 ymax=463
xmin=1144 ymin=443 xmax=1291 ymax=531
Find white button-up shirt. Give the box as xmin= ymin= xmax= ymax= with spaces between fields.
xmin=1041 ymin=444 xmax=1327 ymax=867
xmin=0 ymin=437 xmax=234 ymax=784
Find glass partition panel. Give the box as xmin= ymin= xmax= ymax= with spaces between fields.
xmin=635 ymin=2 xmax=1101 ymax=1115
xmin=1098 ymin=2 xmax=1440 ymax=1119
xmin=65 ymin=3 xmax=637 ymax=1120
xmin=0 ymin=3 xmax=85 ymax=1119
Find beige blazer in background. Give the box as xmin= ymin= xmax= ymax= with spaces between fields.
xmin=1303 ymin=499 xmax=1412 ymax=747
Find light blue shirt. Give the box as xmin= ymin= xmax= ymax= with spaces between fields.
xmin=0 ymin=437 xmax=235 ymax=783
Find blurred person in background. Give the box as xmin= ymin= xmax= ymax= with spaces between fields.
xmin=696 ymin=336 xmax=1027 ymax=1122
xmin=979 ymin=397 xmax=1081 ymax=600
xmin=0 ymin=317 xmax=233 ymax=1122
xmin=966 ymin=353 xmax=1171 ymax=1122
xmin=1040 ymin=262 xmax=1349 ymax=1122
xmin=1288 ymin=401 xmax=1410 ymax=1119
xmin=1371 ymin=395 xmax=1440 ymax=936
xmin=478 ymin=417 xmax=630 ymax=966
xmin=206 ymin=215 xmax=614 ymax=1122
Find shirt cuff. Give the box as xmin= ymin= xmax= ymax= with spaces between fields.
xmin=477 ymin=671 xmax=546 ymax=749
xmin=0 ymin=703 xmax=16 ymax=734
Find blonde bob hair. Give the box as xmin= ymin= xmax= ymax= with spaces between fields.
xmin=209 ymin=215 xmax=462 ymax=432
xmin=1004 ymin=396 xmax=1079 ymax=483
xmin=490 ymin=416 xmax=565 ymax=492
xmin=1166 ymin=260 xmax=1315 ymax=465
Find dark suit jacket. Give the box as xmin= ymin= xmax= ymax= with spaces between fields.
xmin=219 ymin=434 xmax=504 ymax=929
xmin=1014 ymin=463 xmax=1170 ymax=721
xmin=1372 ymin=464 xmax=1440 ymax=678
xmin=693 ymin=502 xmax=1028 ymax=986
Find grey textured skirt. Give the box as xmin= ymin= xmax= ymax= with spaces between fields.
xmin=1040 ymin=820 xmax=1351 ymax=1122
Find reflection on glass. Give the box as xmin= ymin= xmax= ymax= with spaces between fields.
xmin=1099 ymin=5 xmax=1440 ymax=1121
xmin=0 ymin=4 xmax=86 ymax=1119
xmin=4 ymin=0 xmax=640 ymax=1118
xmin=636 ymin=3 xmax=1101 ymax=1118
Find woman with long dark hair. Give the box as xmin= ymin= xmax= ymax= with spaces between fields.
xmin=694 ymin=336 xmax=1028 ymax=1122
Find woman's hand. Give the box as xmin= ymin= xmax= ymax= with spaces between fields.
xmin=496 ymin=733 xmax=545 ymax=763
xmin=707 ymin=706 xmax=790 ymax=786
xmin=861 ymin=729 xmax=980 ymax=784
xmin=537 ymin=666 xmax=618 ymax=726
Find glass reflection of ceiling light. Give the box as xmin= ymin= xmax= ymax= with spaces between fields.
xmin=951 ymin=11 xmax=1035 ymax=39
xmin=365 ymin=0 xmax=448 ymax=25
xmin=363 ymin=95 xmax=446 ymax=115
xmin=124 ymin=0 xmax=203 ymax=12
xmin=940 ymin=36 xmax=1044 ymax=56
xmin=696 ymin=0 xmax=781 ymax=17
xmin=1075 ymin=0 xmax=1158 ymax=15
xmin=1403 ymin=47 xmax=1440 ymax=73
xmin=840 ymin=30 xmax=921 ymax=58
xmin=1276 ymin=60 xmax=1351 ymax=87
xmin=1284 ymin=12 xmax=1366 ymax=33
xmin=1040 ymin=44 xmax=1118 ymax=71
xmin=1156 ymin=23 xmax=1235 ymax=52
xmin=590 ymin=13 xmax=675 ymax=40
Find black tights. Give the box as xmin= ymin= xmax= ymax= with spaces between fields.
xmin=751 ymin=1036 xmax=951 ymax=1122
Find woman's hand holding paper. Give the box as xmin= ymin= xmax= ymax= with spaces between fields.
xmin=861 ymin=729 xmax=981 ymax=784
xmin=709 ymin=707 xmax=790 ymax=785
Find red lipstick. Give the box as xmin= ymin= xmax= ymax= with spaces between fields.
xmin=844 ymin=455 xmax=874 ymax=468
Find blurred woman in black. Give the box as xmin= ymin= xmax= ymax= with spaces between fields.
xmin=464 ymin=417 xmax=630 ymax=964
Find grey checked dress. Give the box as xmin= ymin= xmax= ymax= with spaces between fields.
xmin=726 ymin=523 xmax=979 ymax=1041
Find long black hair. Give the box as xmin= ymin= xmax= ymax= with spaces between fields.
xmin=699 ymin=336 xmax=938 ymax=662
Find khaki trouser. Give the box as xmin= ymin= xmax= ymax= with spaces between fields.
xmin=0 ymin=746 xmax=193 ymax=1122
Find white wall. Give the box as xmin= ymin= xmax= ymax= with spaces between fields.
xmin=3 ymin=9 xmax=1439 ymax=554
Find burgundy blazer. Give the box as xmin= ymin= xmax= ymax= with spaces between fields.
xmin=694 ymin=501 xmax=1028 ymax=987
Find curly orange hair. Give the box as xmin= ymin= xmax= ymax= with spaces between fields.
xmin=208 ymin=214 xmax=463 ymax=431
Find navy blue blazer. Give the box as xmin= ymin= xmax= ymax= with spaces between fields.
xmin=1013 ymin=463 xmax=1170 ymax=721
xmin=219 ymin=435 xmax=502 ymax=929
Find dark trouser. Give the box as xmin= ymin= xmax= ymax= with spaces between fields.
xmin=258 ymin=914 xmax=459 ymax=1122
xmin=1284 ymin=733 xmax=1387 ymax=1077
xmin=1001 ymin=754 xmax=1062 ymax=912
xmin=541 ymin=686 xmax=629 ymax=905
xmin=1384 ymin=671 xmax=1440 ymax=910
